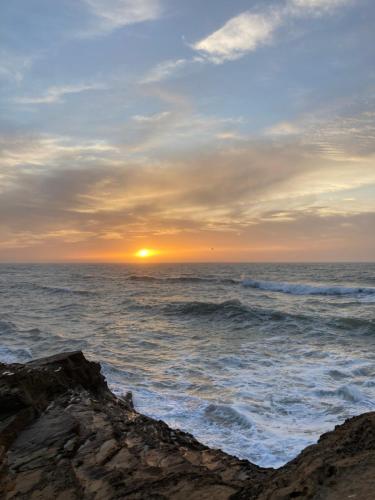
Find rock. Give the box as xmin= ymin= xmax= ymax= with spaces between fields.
xmin=0 ymin=351 xmax=374 ymax=499
xmin=250 ymin=412 xmax=375 ymax=500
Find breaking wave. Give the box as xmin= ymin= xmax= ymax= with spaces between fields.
xmin=316 ymin=385 xmax=375 ymax=406
xmin=242 ymin=279 xmax=375 ymax=297
xmin=128 ymin=275 xmax=375 ymax=299
xmin=204 ymin=404 xmax=253 ymax=430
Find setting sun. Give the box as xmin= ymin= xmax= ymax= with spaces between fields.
xmin=135 ymin=248 xmax=156 ymax=258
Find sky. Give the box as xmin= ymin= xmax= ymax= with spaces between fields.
xmin=0 ymin=0 xmax=374 ymax=262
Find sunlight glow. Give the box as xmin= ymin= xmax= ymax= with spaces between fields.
xmin=135 ymin=248 xmax=156 ymax=258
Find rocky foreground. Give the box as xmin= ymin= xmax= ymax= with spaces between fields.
xmin=0 ymin=352 xmax=374 ymax=499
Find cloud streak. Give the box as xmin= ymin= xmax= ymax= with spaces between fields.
xmin=0 ymin=50 xmax=35 ymax=83
xmin=15 ymin=83 xmax=105 ymax=105
xmin=82 ymin=0 xmax=162 ymax=33
xmin=141 ymin=58 xmax=197 ymax=84
xmin=289 ymin=0 xmax=351 ymax=14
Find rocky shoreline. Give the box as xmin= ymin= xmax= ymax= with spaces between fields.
xmin=0 ymin=352 xmax=374 ymax=499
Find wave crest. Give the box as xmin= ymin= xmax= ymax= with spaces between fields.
xmin=162 ymin=299 xmax=293 ymax=322
xmin=204 ymin=404 xmax=253 ymax=430
xmin=166 ymin=299 xmax=246 ymax=316
xmin=242 ymin=279 xmax=375 ymax=296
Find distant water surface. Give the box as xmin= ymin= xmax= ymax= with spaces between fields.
xmin=0 ymin=263 xmax=374 ymax=467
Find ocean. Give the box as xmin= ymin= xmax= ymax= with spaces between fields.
xmin=0 ymin=262 xmax=374 ymax=468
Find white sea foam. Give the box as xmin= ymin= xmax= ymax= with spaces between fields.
xmin=242 ymin=278 xmax=375 ymax=296
xmin=0 ymin=346 xmax=32 ymax=363
xmin=359 ymin=294 xmax=375 ymax=303
xmin=0 ymin=347 xmax=18 ymax=364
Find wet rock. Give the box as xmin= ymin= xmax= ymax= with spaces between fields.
xmin=250 ymin=412 xmax=375 ymax=500
xmin=0 ymin=351 xmax=374 ymax=499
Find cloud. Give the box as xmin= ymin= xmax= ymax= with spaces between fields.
xmin=188 ymin=0 xmax=352 ymax=66
xmin=15 ymin=83 xmax=104 ymax=105
xmin=1 ymin=87 xmax=373 ymax=260
xmin=192 ymin=12 xmax=280 ymax=64
xmin=265 ymin=107 xmax=375 ymax=161
xmin=265 ymin=122 xmax=301 ymax=136
xmin=132 ymin=111 xmax=171 ymax=123
xmin=0 ymin=134 xmax=117 ymax=170
xmin=141 ymin=58 xmax=195 ymax=84
xmin=123 ymin=109 xmax=245 ymax=154
xmin=216 ymin=131 xmax=245 ymax=141
xmin=82 ymin=0 xmax=162 ymax=32
xmin=0 ymin=122 xmax=374 ymax=261
xmin=0 ymin=50 xmax=35 ymax=83
xmin=138 ymin=0 xmax=352 ymax=83
xmin=289 ymin=0 xmax=351 ymax=14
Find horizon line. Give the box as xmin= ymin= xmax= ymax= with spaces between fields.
xmin=0 ymin=260 xmax=374 ymax=265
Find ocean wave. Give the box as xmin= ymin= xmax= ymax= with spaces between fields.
xmin=0 ymin=319 xmax=15 ymax=334
xmin=19 ymin=283 xmax=95 ymax=296
xmin=161 ymin=299 xmax=375 ymax=333
xmin=316 ymin=384 xmax=373 ymax=405
xmin=333 ymin=316 xmax=375 ymax=333
xmin=128 ymin=274 xmax=375 ymax=298
xmin=359 ymin=295 xmax=375 ymax=303
xmin=164 ymin=299 xmax=244 ymax=315
xmin=0 ymin=321 xmax=45 ymax=340
xmin=50 ymin=303 xmax=83 ymax=312
xmin=0 ymin=346 xmax=32 ymax=364
xmin=129 ymin=275 xmax=238 ymax=285
xmin=129 ymin=275 xmax=158 ymax=282
xmin=204 ymin=404 xmax=253 ymax=430
xmin=163 ymin=299 xmax=252 ymax=320
xmin=242 ymin=278 xmax=375 ymax=296
xmin=39 ymin=285 xmax=94 ymax=296
xmin=162 ymin=299 xmax=298 ymax=322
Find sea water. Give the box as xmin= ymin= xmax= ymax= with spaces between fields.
xmin=0 ymin=262 xmax=374 ymax=467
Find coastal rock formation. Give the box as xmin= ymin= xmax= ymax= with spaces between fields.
xmin=0 ymin=352 xmax=374 ymax=499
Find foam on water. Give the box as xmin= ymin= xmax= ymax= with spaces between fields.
xmin=0 ymin=345 xmax=33 ymax=363
xmin=242 ymin=278 xmax=375 ymax=297
xmin=0 ymin=262 xmax=374 ymax=468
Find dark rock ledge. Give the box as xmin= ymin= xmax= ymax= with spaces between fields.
xmin=0 ymin=352 xmax=374 ymax=499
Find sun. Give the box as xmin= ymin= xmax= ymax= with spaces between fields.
xmin=135 ymin=248 xmax=156 ymax=258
